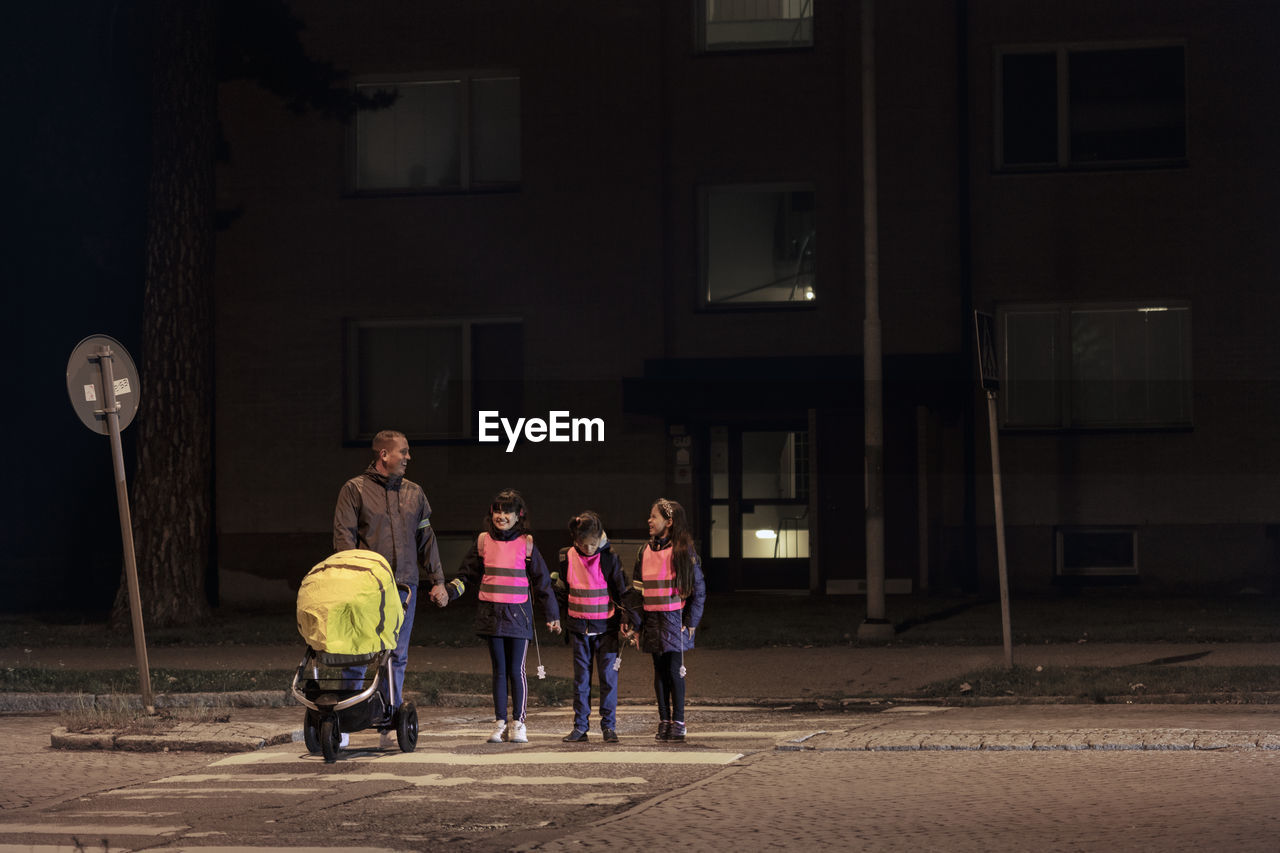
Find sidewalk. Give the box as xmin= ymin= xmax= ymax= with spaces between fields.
xmin=6 ymin=641 xmax=1280 ymax=752
xmin=5 ymin=639 xmax=1280 ymax=704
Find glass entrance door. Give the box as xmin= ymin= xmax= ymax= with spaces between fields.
xmin=708 ymin=426 xmax=810 ymax=590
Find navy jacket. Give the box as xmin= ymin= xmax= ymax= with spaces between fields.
xmin=553 ymin=541 xmax=628 ymax=636
xmin=624 ymin=539 xmax=706 ymax=654
xmin=448 ymin=528 xmax=560 ymax=640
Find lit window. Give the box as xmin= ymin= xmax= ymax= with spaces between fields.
xmin=999 ymin=302 xmax=1192 ymax=429
xmin=701 ymin=184 xmax=816 ymax=306
xmin=344 ymin=318 xmax=523 ymax=441
xmin=997 ymin=44 xmax=1186 ymax=170
xmin=696 ymin=0 xmax=814 ymax=51
xmin=353 ymin=73 xmax=520 ymax=192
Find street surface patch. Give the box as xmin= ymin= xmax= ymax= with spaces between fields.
xmin=213 ymin=749 xmax=743 ymax=767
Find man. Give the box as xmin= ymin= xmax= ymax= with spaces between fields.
xmin=333 ymin=429 xmax=448 ymax=746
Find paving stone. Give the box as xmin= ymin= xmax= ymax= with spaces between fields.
xmin=49 ymin=721 xmax=298 ymax=753
xmin=978 ymin=733 xmax=1036 ymax=750
xmin=1254 ymin=732 xmax=1280 ymax=749
xmin=1193 ymin=731 xmax=1261 ymax=750
xmin=1141 ymin=728 xmax=1196 ymax=750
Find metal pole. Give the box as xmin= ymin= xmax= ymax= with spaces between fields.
xmin=986 ymin=390 xmax=1013 ymax=667
xmin=96 ymin=345 xmax=154 ymax=712
xmin=916 ymin=405 xmax=930 ymax=595
xmin=808 ymin=407 xmax=822 ymax=595
xmin=858 ymin=0 xmax=891 ymax=640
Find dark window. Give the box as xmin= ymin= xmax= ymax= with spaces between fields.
xmin=1057 ymin=528 xmax=1139 ymax=576
xmin=345 ymin=318 xmax=523 ymax=441
xmin=998 ymin=44 xmax=1186 ymax=170
xmin=1069 ymin=47 xmax=1186 ymax=164
xmin=999 ymin=302 xmax=1192 ymax=429
xmin=1000 ymin=53 xmax=1058 ymax=166
xmin=352 ymin=73 xmax=520 ymax=193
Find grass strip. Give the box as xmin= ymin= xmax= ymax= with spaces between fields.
xmin=916 ymin=664 xmax=1280 ymax=703
xmin=60 ymin=699 xmax=233 ymax=734
xmin=2 ymin=665 xmax=573 ymax=705
xmin=4 ymin=593 xmax=1279 ymax=649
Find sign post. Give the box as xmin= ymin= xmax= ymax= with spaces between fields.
xmin=974 ymin=312 xmax=1013 ymax=668
xmin=66 ymin=335 xmax=153 ymax=712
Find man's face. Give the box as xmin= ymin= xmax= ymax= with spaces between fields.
xmin=379 ymin=436 xmax=411 ymax=477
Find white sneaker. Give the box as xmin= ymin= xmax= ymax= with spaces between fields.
xmin=380 ymin=730 xmax=397 ymax=750
xmin=339 ymin=732 xmax=349 ymax=748
xmin=510 ymin=720 xmax=528 ymax=743
xmin=488 ymin=720 xmax=508 ymax=743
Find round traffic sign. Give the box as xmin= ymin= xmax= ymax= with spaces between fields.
xmin=66 ymin=334 xmax=140 ymax=434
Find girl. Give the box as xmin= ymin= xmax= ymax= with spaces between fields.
xmin=624 ymin=497 xmax=706 ymax=742
xmin=555 ymin=511 xmax=627 ymax=743
xmin=447 ymin=489 xmax=561 ymax=743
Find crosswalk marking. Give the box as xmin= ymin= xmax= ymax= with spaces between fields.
xmin=146 ymin=848 xmax=410 ymax=853
xmin=121 ymin=773 xmax=650 ymax=794
xmin=74 ymin=810 xmax=181 ymax=817
xmin=0 ymin=822 xmax=186 ymax=836
xmin=0 ymin=846 xmax=135 ymax=853
xmin=215 ymin=749 xmax=743 ymax=767
xmin=104 ymin=787 xmax=325 ymax=797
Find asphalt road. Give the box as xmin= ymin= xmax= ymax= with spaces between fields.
xmin=3 ymin=704 xmax=1280 ymax=851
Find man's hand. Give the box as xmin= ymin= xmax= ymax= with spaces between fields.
xmin=429 ymin=583 xmax=448 ymax=607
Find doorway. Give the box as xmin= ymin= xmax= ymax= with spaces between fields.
xmin=707 ymin=425 xmax=811 ymax=590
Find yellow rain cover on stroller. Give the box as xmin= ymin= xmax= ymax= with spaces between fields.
xmin=297 ymin=549 xmax=405 ymax=656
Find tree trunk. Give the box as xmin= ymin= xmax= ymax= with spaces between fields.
xmin=113 ymin=0 xmax=218 ymax=628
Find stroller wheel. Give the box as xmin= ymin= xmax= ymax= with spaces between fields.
xmin=320 ymin=715 xmax=342 ymax=763
xmin=396 ymin=701 xmax=419 ymax=753
xmin=303 ymin=709 xmax=323 ymax=755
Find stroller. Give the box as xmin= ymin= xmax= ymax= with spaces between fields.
xmin=290 ymin=549 xmax=420 ymax=763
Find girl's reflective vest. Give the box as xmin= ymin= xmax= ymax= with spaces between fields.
xmin=640 ymin=546 xmax=683 ymax=612
xmin=477 ymin=533 xmax=531 ymax=604
xmin=566 ymin=549 xmax=614 ymax=620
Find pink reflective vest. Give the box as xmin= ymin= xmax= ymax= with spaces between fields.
xmin=478 ymin=533 xmax=530 ymax=604
xmin=566 ymin=549 xmax=614 ymax=620
xmin=641 ymin=546 xmax=683 ymax=612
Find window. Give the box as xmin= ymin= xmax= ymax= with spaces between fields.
xmin=352 ymin=72 xmax=520 ymax=192
xmin=1057 ymin=527 xmax=1139 ymax=576
xmin=700 ymin=184 xmax=816 ymax=306
xmin=999 ymin=302 xmax=1192 ymax=429
xmin=344 ymin=318 xmax=523 ymax=441
xmin=696 ymin=0 xmax=814 ymax=51
xmin=997 ymin=43 xmax=1186 ymax=170
xmin=709 ymin=427 xmax=810 ymax=561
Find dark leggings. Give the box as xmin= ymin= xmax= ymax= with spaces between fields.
xmin=652 ymin=651 xmax=685 ymax=723
xmin=487 ymin=636 xmax=529 ymax=723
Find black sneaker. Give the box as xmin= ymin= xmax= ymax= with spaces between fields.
xmin=656 ymin=721 xmax=671 ymax=741
xmin=562 ymin=729 xmax=589 ymax=743
xmin=669 ymin=721 xmax=686 ymax=742
xmin=602 ymin=728 xmax=619 ymax=743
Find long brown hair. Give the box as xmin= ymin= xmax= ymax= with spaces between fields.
xmin=653 ymin=498 xmax=696 ymax=597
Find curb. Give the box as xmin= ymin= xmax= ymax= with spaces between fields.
xmin=778 ymin=728 xmax=1280 ymax=752
xmin=50 ymin=724 xmax=300 ymax=753
xmin=0 ymin=691 xmax=303 ymax=713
